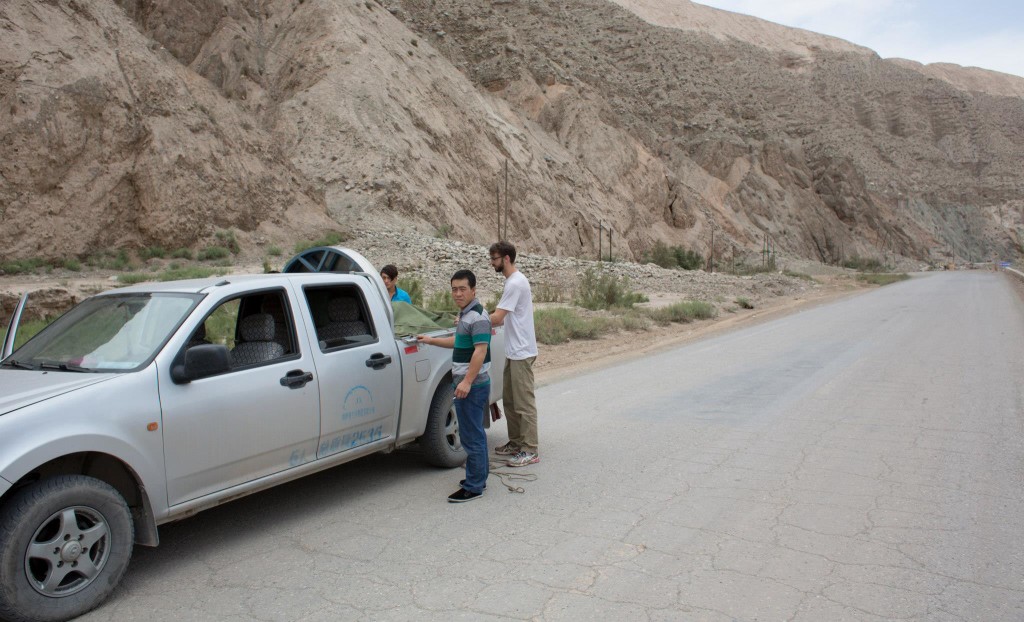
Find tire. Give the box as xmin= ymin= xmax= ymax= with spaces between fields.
xmin=420 ymin=382 xmax=467 ymax=468
xmin=0 ymin=475 xmax=134 ymax=622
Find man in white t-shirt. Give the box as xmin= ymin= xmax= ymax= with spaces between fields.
xmin=488 ymin=241 xmax=540 ymax=467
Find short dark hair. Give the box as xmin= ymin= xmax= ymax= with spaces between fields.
xmin=380 ymin=264 xmax=398 ymax=280
xmin=489 ymin=241 xmax=517 ymax=263
xmin=451 ymin=269 xmax=476 ymax=289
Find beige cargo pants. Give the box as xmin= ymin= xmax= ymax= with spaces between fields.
xmin=503 ymin=356 xmax=538 ymax=453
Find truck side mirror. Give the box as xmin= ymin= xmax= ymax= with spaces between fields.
xmin=171 ymin=344 xmax=231 ymax=383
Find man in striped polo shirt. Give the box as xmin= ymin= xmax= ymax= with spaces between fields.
xmin=418 ymin=269 xmax=492 ymax=503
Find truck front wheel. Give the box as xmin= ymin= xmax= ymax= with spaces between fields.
xmin=421 ymin=383 xmax=467 ymax=468
xmin=0 ymin=475 xmax=134 ymax=622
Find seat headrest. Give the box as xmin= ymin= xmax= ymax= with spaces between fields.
xmin=239 ymin=313 xmax=275 ymax=341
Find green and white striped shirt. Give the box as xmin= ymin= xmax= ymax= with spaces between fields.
xmin=453 ymin=298 xmax=491 ymax=386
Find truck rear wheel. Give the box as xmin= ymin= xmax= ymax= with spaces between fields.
xmin=421 ymin=383 xmax=466 ymax=468
xmin=0 ymin=475 xmax=134 ymax=622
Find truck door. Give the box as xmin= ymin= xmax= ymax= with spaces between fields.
xmin=296 ymin=280 xmax=401 ymax=458
xmin=160 ymin=287 xmax=321 ymax=506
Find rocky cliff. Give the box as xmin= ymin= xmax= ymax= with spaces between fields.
xmin=1 ymin=0 xmax=1021 ymax=265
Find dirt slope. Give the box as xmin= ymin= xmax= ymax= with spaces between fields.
xmin=1 ymin=0 xmax=1022 ymax=267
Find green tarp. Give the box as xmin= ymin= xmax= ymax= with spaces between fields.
xmin=391 ymin=301 xmax=456 ymax=337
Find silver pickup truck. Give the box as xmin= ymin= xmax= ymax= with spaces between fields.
xmin=0 ymin=247 xmax=504 ymax=622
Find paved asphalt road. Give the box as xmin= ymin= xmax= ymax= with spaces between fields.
xmin=83 ymin=272 xmax=1024 ymax=621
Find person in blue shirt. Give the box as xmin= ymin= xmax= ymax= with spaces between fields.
xmin=380 ymin=264 xmax=412 ymax=303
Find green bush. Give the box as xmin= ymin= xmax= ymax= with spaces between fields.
xmin=397 ymin=277 xmax=424 ymax=306
xmin=85 ymin=250 xmax=132 ymax=271
xmin=533 ymin=282 xmax=563 ymax=303
xmin=267 ymin=245 xmax=283 ymax=257
xmin=434 ymin=224 xmax=453 ymax=239
xmin=159 ymin=266 xmax=227 ymax=281
xmin=61 ymin=258 xmax=82 ymax=272
xmin=139 ymin=246 xmax=166 ymax=260
xmin=170 ymin=248 xmax=194 ymax=260
xmin=215 ymin=229 xmax=241 ymax=254
xmin=674 ymin=247 xmax=704 ymax=271
xmin=534 ymin=308 xmax=610 ymax=345
xmin=197 ymin=246 xmax=230 ymax=261
xmin=0 ymin=258 xmax=47 ymax=274
xmin=425 ymin=290 xmax=458 ymax=314
xmin=735 ymin=297 xmax=754 ymax=309
xmin=117 ymin=273 xmax=154 ymax=285
xmin=574 ymin=268 xmax=648 ymax=310
xmin=648 ymin=241 xmax=676 ymax=269
xmin=641 ymin=242 xmax=703 ymax=271
xmin=643 ymin=301 xmax=717 ymax=324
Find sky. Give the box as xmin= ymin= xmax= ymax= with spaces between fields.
xmin=695 ymin=0 xmax=1024 ymax=78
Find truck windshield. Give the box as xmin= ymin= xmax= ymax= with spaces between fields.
xmin=7 ymin=293 xmax=201 ymax=372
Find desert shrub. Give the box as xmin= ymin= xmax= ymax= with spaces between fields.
xmin=534 ymin=308 xmax=610 ymax=345
xmin=139 ymin=246 xmax=166 ymax=260
xmin=574 ymin=268 xmax=647 ymax=310
xmin=117 ymin=273 xmax=154 ymax=285
xmin=197 ymin=246 xmax=230 ymax=261
xmin=533 ymin=282 xmax=563 ymax=303
xmin=61 ymin=258 xmax=82 ymax=271
xmin=644 ymin=301 xmax=717 ymax=324
xmin=648 ymin=241 xmax=676 ymax=269
xmin=857 ymin=273 xmax=909 ymax=286
xmin=396 ymin=277 xmax=423 ymax=306
xmin=615 ymin=310 xmax=652 ymax=332
xmin=159 ymin=266 xmax=226 ymax=281
xmin=267 ymin=245 xmax=283 ymax=257
xmin=434 ymin=224 xmax=453 ymax=238
xmin=0 ymin=258 xmax=47 ymax=274
xmin=674 ymin=247 xmax=704 ymax=271
xmin=170 ymin=248 xmax=193 ymax=260
xmin=843 ymin=255 xmax=885 ymax=272
xmin=215 ymin=229 xmax=241 ymax=254
xmin=735 ymin=297 xmax=754 ymax=309
xmin=424 ymin=290 xmax=458 ymax=314
xmin=86 ymin=250 xmax=132 ymax=271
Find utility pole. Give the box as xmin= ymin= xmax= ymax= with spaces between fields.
xmin=608 ymin=228 xmax=613 ymax=262
xmin=709 ymin=224 xmax=715 ymax=273
xmin=503 ymin=158 xmax=509 ymax=240
xmin=594 ymin=220 xmax=604 ymax=262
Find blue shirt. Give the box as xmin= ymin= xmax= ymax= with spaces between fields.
xmin=391 ymin=287 xmax=412 ymax=303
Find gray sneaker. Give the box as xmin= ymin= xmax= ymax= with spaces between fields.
xmin=494 ymin=441 xmax=520 ymax=456
xmin=506 ymin=451 xmax=539 ymax=467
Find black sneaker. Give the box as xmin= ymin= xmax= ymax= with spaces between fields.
xmin=448 ymin=488 xmax=482 ymax=503
xmin=460 ymin=479 xmax=486 ymax=490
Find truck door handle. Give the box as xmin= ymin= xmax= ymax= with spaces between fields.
xmin=365 ymin=353 xmax=392 ymax=370
xmin=280 ymin=369 xmax=314 ymax=389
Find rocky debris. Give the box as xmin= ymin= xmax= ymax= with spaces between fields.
xmin=346 ymin=228 xmax=818 ymax=311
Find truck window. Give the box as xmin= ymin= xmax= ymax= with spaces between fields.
xmin=302 ymin=285 xmax=377 ymax=352
xmin=187 ymin=289 xmax=298 ymax=368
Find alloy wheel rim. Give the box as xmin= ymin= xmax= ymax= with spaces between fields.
xmin=25 ymin=505 xmax=111 ymax=598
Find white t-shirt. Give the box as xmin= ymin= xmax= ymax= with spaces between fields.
xmin=497 ymin=271 xmax=538 ymax=360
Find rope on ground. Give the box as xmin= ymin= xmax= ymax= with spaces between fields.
xmin=488 ymin=461 xmax=537 ymax=493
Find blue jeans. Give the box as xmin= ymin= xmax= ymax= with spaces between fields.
xmin=454 ymin=382 xmax=489 ymax=494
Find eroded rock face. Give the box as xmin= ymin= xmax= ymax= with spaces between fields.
xmin=1 ymin=0 xmax=1022 ymax=266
